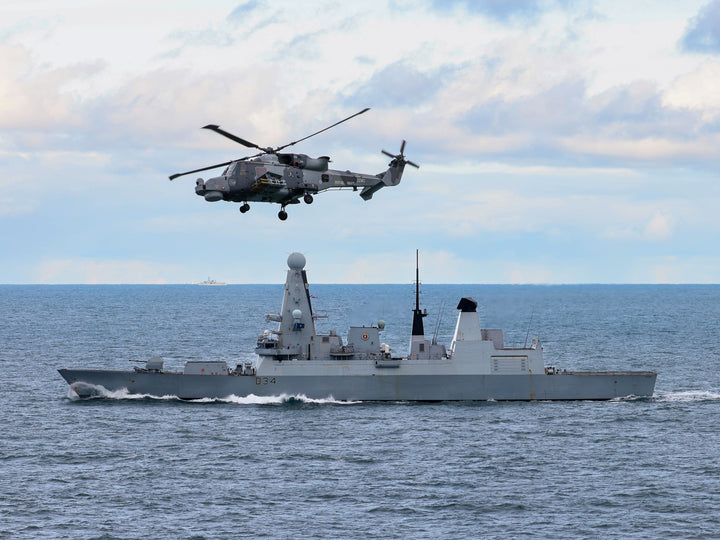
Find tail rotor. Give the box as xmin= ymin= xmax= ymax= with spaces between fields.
xmin=382 ymin=140 xmax=419 ymax=169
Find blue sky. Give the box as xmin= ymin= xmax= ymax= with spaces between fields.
xmin=2 ymin=0 xmax=720 ymax=284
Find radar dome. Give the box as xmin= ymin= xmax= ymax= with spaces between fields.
xmin=287 ymin=252 xmax=306 ymax=270
xmin=292 ymin=309 xmax=303 ymax=319
xmin=378 ymin=320 xmax=386 ymax=330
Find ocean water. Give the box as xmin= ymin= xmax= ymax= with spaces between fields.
xmin=1 ymin=283 xmax=720 ymax=539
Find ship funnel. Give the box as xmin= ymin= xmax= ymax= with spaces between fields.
xmin=451 ymin=297 xmax=482 ymax=342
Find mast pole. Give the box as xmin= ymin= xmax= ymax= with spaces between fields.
xmin=415 ymin=249 xmax=420 ymax=312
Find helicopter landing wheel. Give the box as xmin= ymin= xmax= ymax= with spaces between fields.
xmin=278 ymin=209 xmax=288 ymax=221
xmin=303 ymin=193 xmax=314 ymax=204
xmin=239 ymin=203 xmax=250 ymax=213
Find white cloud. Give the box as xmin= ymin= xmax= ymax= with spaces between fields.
xmin=325 ymin=250 xmax=469 ymax=283
xmin=506 ymin=265 xmax=558 ymax=284
xmin=664 ymin=60 xmax=720 ymax=120
xmin=0 ymin=195 xmax=37 ymax=217
xmin=35 ymin=258 xmax=183 ymax=284
xmin=422 ymin=161 xmax=640 ymax=178
xmin=601 ymin=207 xmax=679 ymax=241
xmin=558 ymin=134 xmax=719 ymax=162
xmin=644 ymin=210 xmax=675 ymax=240
xmin=632 ymin=255 xmax=720 ymax=284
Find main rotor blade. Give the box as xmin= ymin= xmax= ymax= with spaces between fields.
xmin=236 ymin=151 xmax=266 ymax=161
xmin=381 ymin=150 xmax=395 ymax=158
xmin=274 ymin=108 xmax=370 ymax=152
xmin=202 ymin=124 xmax=266 ymax=151
xmin=169 ymin=160 xmax=235 ymax=180
xmin=406 ymin=160 xmax=420 ymax=169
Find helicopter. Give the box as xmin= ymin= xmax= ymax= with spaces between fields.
xmin=169 ymin=108 xmax=418 ymax=220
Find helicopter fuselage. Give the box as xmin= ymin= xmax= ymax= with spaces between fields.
xmin=195 ymin=152 xmax=405 ymax=207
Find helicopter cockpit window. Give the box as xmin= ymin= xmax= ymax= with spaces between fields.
xmin=223 ymin=162 xmax=238 ymax=177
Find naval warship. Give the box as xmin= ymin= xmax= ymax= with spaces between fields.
xmin=58 ymin=252 xmax=657 ymax=401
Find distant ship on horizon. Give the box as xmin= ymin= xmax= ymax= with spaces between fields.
xmin=195 ymin=277 xmax=227 ymax=286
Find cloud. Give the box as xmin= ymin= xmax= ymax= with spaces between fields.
xmin=663 ymin=61 xmax=720 ymax=118
xmin=644 ymin=211 xmax=675 ymax=240
xmin=462 ymin=79 xmax=588 ymax=137
xmin=329 ymin=250 xmax=469 ymax=283
xmin=681 ymin=0 xmax=720 ymax=53
xmin=35 ymin=258 xmax=184 ymax=284
xmin=601 ymin=209 xmax=677 ymax=242
xmin=346 ymin=61 xmax=452 ymax=109
xmin=454 ymin=75 xmax=715 ymax=168
xmin=0 ymin=44 xmax=105 ymax=132
xmin=628 ymin=255 xmax=720 ymax=283
xmin=506 ymin=265 xmax=556 ymax=284
xmin=227 ymin=0 xmax=262 ymax=20
xmin=406 ymin=182 xmax=688 ymax=244
xmin=428 ymin=0 xmax=544 ymax=23
xmin=0 ymin=195 xmax=37 ymax=218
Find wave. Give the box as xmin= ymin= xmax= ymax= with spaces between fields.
xmin=652 ymin=390 xmax=720 ymax=402
xmin=219 ymin=393 xmax=360 ymax=405
xmin=66 ymin=384 xmax=177 ymax=401
xmin=66 ymin=385 xmax=359 ymax=405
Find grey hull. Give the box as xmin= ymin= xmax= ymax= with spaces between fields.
xmin=58 ymin=369 xmax=657 ymax=401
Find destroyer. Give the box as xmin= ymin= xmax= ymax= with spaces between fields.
xmin=58 ymin=252 xmax=657 ymax=401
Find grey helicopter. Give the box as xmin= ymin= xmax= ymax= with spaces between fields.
xmin=169 ymin=108 xmax=418 ymax=220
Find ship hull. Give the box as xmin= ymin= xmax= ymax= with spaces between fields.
xmin=58 ymin=369 xmax=657 ymax=401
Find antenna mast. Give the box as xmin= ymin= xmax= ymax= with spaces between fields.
xmin=415 ymin=249 xmax=420 ymax=311
xmin=411 ymin=249 xmax=427 ymax=336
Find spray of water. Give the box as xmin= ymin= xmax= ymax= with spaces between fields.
xmin=67 ymin=384 xmax=360 ymax=405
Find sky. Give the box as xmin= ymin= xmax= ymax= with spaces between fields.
xmin=2 ymin=0 xmax=720 ymax=284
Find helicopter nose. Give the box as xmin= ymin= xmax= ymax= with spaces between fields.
xmin=198 ymin=176 xmax=227 ymax=202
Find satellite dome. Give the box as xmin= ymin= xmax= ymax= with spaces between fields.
xmin=378 ymin=320 xmax=386 ymax=330
xmin=292 ymin=309 xmax=303 ymax=319
xmin=287 ymin=252 xmax=306 ymax=270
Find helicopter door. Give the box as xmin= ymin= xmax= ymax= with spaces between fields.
xmin=284 ymin=167 xmax=303 ymax=189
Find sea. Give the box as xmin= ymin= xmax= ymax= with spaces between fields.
xmin=1 ymin=283 xmax=719 ymax=539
